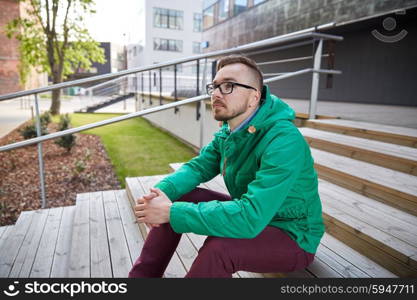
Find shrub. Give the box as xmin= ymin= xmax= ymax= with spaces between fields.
xmin=54 ymin=114 xmax=76 ymax=152
xmin=20 ymin=124 xmax=48 ymax=139
xmin=40 ymin=111 xmax=51 ymax=126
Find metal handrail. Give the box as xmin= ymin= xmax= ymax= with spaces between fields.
xmin=0 ymin=68 xmax=338 ymax=153
xmin=0 ymin=31 xmax=342 ymax=102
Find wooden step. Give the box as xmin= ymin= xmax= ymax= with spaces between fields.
xmin=300 ymin=127 xmax=417 ymax=175
xmin=0 ymin=206 xmax=76 ymax=278
xmin=0 ymin=210 xmax=35 ymax=277
xmin=126 ymin=171 xmax=395 ymax=278
xmin=68 ymin=190 xmax=144 ymax=278
xmin=311 ymin=148 xmax=417 ymax=216
xmin=306 ymin=119 xmax=417 ymax=148
xmin=319 ymin=179 xmax=417 ymax=277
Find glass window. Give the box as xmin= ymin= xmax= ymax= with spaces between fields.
xmin=218 ymin=0 xmax=229 ymax=22
xmin=154 ymin=7 xmax=183 ymax=30
xmin=193 ymin=13 xmax=203 ymax=32
xmin=203 ymin=5 xmax=214 ymax=29
xmin=253 ymin=0 xmax=267 ymax=5
xmin=154 ymin=38 xmax=182 ymax=52
xmin=233 ymin=0 xmax=248 ymax=16
xmin=193 ymin=42 xmax=202 ymax=54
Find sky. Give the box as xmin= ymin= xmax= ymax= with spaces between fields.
xmin=85 ymin=0 xmax=141 ymax=45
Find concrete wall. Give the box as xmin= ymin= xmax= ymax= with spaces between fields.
xmin=137 ymin=96 xmax=220 ymax=149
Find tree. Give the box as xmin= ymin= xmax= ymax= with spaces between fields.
xmin=6 ymin=0 xmax=106 ymax=115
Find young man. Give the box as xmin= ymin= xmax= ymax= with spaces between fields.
xmin=129 ymin=55 xmax=324 ymax=278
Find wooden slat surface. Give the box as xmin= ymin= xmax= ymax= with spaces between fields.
xmin=102 ymin=190 xmax=133 ymax=278
xmin=89 ymin=192 xmax=112 ymax=278
xmin=321 ymin=234 xmax=396 ymax=278
xmin=9 ymin=209 xmax=49 ymax=278
xmin=307 ymin=119 xmax=417 ymax=139
xmin=50 ymin=206 xmax=76 ymax=278
xmin=113 ymin=190 xmax=145 ymax=265
xmin=300 ymin=127 xmax=417 ymax=161
xmin=311 ymin=148 xmax=417 ymax=200
xmin=68 ymin=193 xmax=90 ymax=277
xmin=0 ymin=211 xmax=34 ymax=277
xmin=30 ymin=207 xmax=63 ymax=278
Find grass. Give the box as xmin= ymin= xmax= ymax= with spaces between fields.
xmin=67 ymin=113 xmax=196 ymax=187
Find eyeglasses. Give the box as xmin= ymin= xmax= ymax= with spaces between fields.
xmin=206 ymin=81 xmax=257 ymax=96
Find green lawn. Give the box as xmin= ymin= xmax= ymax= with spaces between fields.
xmin=68 ymin=113 xmax=196 ymax=187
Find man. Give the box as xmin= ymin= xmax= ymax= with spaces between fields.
xmin=128 ymin=55 xmax=324 ymax=278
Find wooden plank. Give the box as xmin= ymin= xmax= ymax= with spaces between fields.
xmin=10 ymin=209 xmax=49 ymax=278
xmin=68 ymin=193 xmax=91 ymax=278
xmin=137 ymin=176 xmax=187 ymax=278
xmin=324 ymin=217 xmax=417 ymax=277
xmin=323 ymin=203 xmax=417 ymax=266
xmin=0 ymin=226 xmax=14 ymax=255
xmin=320 ymin=180 xmax=417 ymax=247
xmin=315 ymin=243 xmax=370 ymax=278
xmin=114 ymin=190 xmax=145 ymax=265
xmin=311 ymin=149 xmax=417 ymax=198
xmin=50 ymin=206 xmax=76 ymax=278
xmin=0 ymin=226 xmax=8 ymax=240
xmin=0 ymin=211 xmax=34 ymax=277
xmin=102 ymin=190 xmax=133 ymax=278
xmin=320 ymin=234 xmax=397 ymax=278
xmin=30 ymin=207 xmax=64 ymax=278
xmin=89 ymin=192 xmax=112 ymax=278
xmin=307 ymin=119 xmax=417 ymax=139
xmin=301 ymin=127 xmax=417 ymax=175
xmin=305 ymin=256 xmax=343 ymax=278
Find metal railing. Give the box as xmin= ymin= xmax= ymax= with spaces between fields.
xmin=0 ymin=27 xmax=343 ymax=208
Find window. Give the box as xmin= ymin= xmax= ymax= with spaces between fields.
xmin=193 ymin=42 xmax=202 ymax=54
xmin=153 ymin=7 xmax=183 ymax=30
xmin=193 ymin=13 xmax=203 ymax=32
xmin=233 ymin=0 xmax=248 ymax=16
xmin=253 ymin=0 xmax=267 ymax=5
xmin=203 ymin=5 xmax=215 ymax=29
xmin=154 ymin=38 xmax=183 ymax=52
xmin=218 ymin=0 xmax=230 ymax=22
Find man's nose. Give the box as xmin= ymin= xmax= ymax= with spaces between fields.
xmin=212 ymin=86 xmax=223 ymax=98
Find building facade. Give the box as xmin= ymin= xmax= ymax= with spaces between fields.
xmin=201 ymin=0 xmax=417 ymax=106
xmin=127 ymin=0 xmax=204 ymax=73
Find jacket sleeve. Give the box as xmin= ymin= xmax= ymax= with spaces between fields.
xmin=169 ymin=124 xmax=306 ymax=238
xmin=154 ymin=138 xmax=221 ymax=201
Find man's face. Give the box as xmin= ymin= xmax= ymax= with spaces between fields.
xmin=210 ymin=63 xmax=259 ymax=122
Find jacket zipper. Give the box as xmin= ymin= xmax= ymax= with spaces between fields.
xmin=222 ymin=157 xmax=227 ymax=176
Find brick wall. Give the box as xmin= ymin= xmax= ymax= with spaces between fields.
xmin=0 ymin=0 xmax=21 ymax=95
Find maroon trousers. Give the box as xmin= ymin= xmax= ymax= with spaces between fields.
xmin=128 ymin=187 xmax=315 ymax=278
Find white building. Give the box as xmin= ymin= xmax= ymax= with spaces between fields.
xmin=127 ymin=0 xmax=203 ymax=74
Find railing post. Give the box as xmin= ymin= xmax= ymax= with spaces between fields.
xmin=174 ymin=64 xmax=179 ymax=114
xmin=34 ymin=93 xmax=47 ymax=208
xmin=149 ymin=70 xmax=152 ymax=105
xmin=200 ymin=58 xmax=208 ymax=149
xmin=141 ymin=73 xmax=144 ymax=104
xmin=196 ymin=59 xmax=201 ymax=121
xmin=309 ymin=38 xmax=323 ymax=120
xmin=159 ymin=68 xmax=162 ymax=105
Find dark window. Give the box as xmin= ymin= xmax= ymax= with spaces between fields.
xmin=194 ymin=13 xmax=203 ymax=32
xmin=233 ymin=0 xmax=248 ymax=16
xmin=218 ymin=0 xmax=230 ymax=22
xmin=154 ymin=7 xmax=183 ymax=30
xmin=154 ymin=38 xmax=183 ymax=52
xmin=203 ymin=4 xmax=215 ymax=29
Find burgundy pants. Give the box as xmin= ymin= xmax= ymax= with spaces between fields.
xmin=128 ymin=187 xmax=315 ymax=278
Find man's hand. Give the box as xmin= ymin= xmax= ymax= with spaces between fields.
xmin=136 ymin=191 xmax=159 ymax=229
xmin=135 ymin=188 xmax=172 ymax=227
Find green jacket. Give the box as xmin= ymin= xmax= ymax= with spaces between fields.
xmin=155 ymin=85 xmax=325 ymax=254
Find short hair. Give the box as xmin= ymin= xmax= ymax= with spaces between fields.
xmin=216 ymin=55 xmax=263 ymax=91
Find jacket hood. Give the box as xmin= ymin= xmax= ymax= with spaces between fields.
xmin=218 ymin=84 xmax=296 ymax=136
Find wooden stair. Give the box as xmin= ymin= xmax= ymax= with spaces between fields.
xmin=306 ymin=119 xmax=417 ymax=148
xmin=302 ymin=120 xmax=417 ymax=277
xmin=125 ymin=172 xmax=396 ymax=278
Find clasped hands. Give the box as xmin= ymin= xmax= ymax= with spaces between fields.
xmin=134 ymin=187 xmax=172 ymax=229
